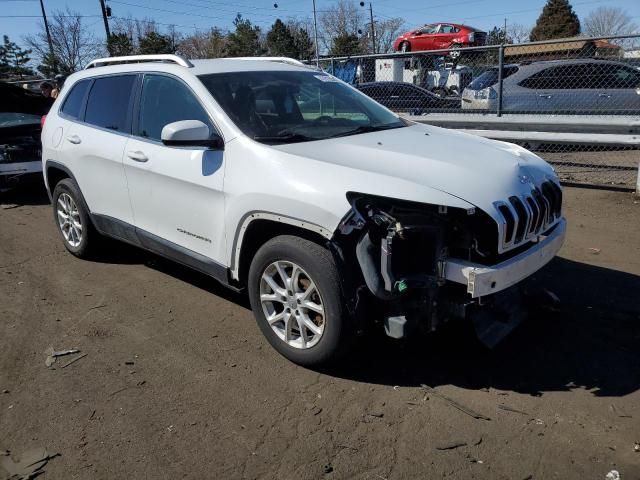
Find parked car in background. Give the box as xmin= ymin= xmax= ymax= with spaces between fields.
xmin=356 ymin=81 xmax=460 ymax=113
xmin=461 ymin=59 xmax=640 ymax=113
xmin=394 ymin=23 xmax=486 ymax=53
xmin=1 ymin=82 xmax=52 ymax=190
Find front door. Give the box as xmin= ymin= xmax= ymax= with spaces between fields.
xmin=123 ymin=73 xmax=227 ymax=266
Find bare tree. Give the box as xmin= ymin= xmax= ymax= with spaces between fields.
xmin=319 ymin=0 xmax=364 ymax=52
xmin=24 ymin=7 xmax=103 ymax=74
xmin=584 ymin=7 xmax=637 ymax=38
xmin=508 ymin=23 xmax=531 ymax=44
xmin=178 ymin=28 xmax=228 ymax=59
xmin=366 ymin=17 xmax=405 ymax=54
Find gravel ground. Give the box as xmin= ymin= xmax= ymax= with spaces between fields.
xmin=1 ymin=182 xmax=639 ymax=480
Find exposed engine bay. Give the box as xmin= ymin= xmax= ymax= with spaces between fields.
xmin=332 ymin=192 xmax=564 ymax=346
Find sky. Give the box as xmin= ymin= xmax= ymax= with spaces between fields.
xmin=2 ymin=0 xmax=640 ymax=50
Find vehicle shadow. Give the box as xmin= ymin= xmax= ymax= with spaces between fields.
xmin=329 ymin=257 xmax=640 ymax=397
xmin=0 ymin=176 xmax=50 ymax=206
xmin=90 ymin=240 xmax=251 ymax=309
xmin=84 ymin=239 xmax=640 ymax=397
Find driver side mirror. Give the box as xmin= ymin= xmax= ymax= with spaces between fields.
xmin=161 ymin=120 xmax=224 ymax=150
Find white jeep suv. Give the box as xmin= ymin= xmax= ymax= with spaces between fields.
xmin=41 ymin=54 xmax=566 ymax=366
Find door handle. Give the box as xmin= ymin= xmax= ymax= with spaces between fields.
xmin=66 ymin=135 xmax=81 ymax=144
xmin=127 ymin=150 xmax=148 ymax=162
xmin=598 ymin=93 xmax=611 ymax=98
xmin=537 ymin=94 xmax=552 ymax=99
xmin=390 ymin=95 xmax=400 ymax=99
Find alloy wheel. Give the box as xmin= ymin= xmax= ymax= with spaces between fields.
xmin=56 ymin=193 xmax=83 ymax=247
xmin=259 ymin=260 xmax=325 ymax=349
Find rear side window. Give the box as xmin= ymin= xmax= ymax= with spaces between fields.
xmin=137 ymin=74 xmax=212 ymax=141
xmin=60 ymin=79 xmax=90 ymax=120
xmin=85 ymin=75 xmax=136 ymax=132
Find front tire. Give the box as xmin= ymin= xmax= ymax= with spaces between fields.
xmin=248 ymin=235 xmax=351 ymax=367
xmin=400 ymin=41 xmax=411 ymax=52
xmin=52 ymin=178 xmax=96 ymax=258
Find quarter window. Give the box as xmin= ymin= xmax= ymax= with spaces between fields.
xmin=84 ymin=75 xmax=136 ymax=132
xmin=60 ymin=79 xmax=90 ymax=120
xmin=137 ymin=74 xmax=212 ymax=141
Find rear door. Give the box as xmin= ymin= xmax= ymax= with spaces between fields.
xmin=434 ymin=24 xmax=458 ymax=49
xmin=123 ymin=73 xmax=226 ymax=265
xmin=57 ymin=74 xmax=136 ymax=224
xmin=528 ymin=64 xmax=601 ymax=113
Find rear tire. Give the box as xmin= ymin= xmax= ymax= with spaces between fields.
xmin=449 ymin=43 xmax=462 ymax=59
xmin=52 ymin=178 xmax=97 ymax=258
xmin=248 ymin=235 xmax=351 ymax=367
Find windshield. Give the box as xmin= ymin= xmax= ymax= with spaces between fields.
xmin=198 ymin=71 xmax=405 ymax=144
xmin=467 ymin=66 xmax=519 ymax=90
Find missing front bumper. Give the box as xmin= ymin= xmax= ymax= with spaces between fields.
xmin=444 ymin=218 xmax=566 ymax=298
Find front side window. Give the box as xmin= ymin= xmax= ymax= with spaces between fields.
xmin=198 ymin=71 xmax=404 ymax=144
xmin=84 ymin=75 xmax=136 ymax=131
xmin=60 ymin=79 xmax=90 ymax=120
xmin=137 ymin=74 xmax=212 ymax=141
xmin=419 ymin=24 xmax=439 ymax=34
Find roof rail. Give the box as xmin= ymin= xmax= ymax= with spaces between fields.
xmin=230 ymin=57 xmax=310 ymax=68
xmin=85 ymin=54 xmax=193 ymax=70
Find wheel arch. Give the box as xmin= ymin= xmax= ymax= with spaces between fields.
xmin=45 ymin=161 xmax=79 ymax=202
xmin=231 ymin=213 xmax=333 ymax=285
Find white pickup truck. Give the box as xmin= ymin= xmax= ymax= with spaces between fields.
xmin=41 ymin=54 xmax=565 ymax=366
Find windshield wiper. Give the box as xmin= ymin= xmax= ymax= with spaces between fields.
xmin=253 ymin=133 xmax=316 ymax=144
xmin=327 ymin=124 xmax=405 ymax=139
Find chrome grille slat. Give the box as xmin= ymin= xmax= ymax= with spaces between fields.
xmin=499 ymin=180 xmax=563 ymax=252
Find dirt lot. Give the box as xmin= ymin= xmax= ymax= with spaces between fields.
xmin=1 ymin=183 xmax=639 ymax=480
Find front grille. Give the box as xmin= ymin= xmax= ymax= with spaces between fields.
xmin=495 ymin=180 xmax=562 ymax=250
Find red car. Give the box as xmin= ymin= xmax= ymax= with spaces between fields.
xmin=393 ymin=23 xmax=486 ymax=53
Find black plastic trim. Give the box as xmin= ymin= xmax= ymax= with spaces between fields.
xmin=90 ymin=213 xmax=231 ymax=287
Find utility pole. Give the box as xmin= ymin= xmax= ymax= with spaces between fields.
xmin=369 ymin=2 xmax=375 ymax=54
xmin=312 ymin=0 xmax=320 ymax=66
xmin=99 ymin=0 xmax=111 ymax=40
xmin=38 ymin=0 xmax=57 ymax=74
xmin=503 ymin=17 xmax=507 ymax=42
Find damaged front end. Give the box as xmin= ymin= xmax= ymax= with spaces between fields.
xmin=332 ymin=192 xmax=561 ymax=347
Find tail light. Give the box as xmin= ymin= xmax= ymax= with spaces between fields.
xmin=40 ymin=115 xmax=47 ymax=128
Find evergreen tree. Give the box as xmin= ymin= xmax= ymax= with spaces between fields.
xmin=330 ymin=33 xmax=363 ymax=56
xmin=486 ymin=26 xmax=512 ymax=45
xmin=530 ymin=0 xmax=580 ymax=41
xmin=291 ymin=27 xmax=314 ymax=60
xmin=138 ymin=31 xmax=173 ymax=54
xmin=266 ymin=19 xmax=297 ymax=57
xmin=226 ymin=14 xmax=263 ymax=57
xmin=37 ymin=52 xmax=59 ymax=77
xmin=107 ymin=32 xmax=134 ymax=56
xmin=0 ymin=35 xmax=33 ymax=78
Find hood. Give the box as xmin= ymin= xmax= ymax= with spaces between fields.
xmin=273 ymin=123 xmax=557 ymax=219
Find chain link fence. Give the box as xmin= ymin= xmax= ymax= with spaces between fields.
xmin=318 ymin=35 xmax=640 ymax=190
